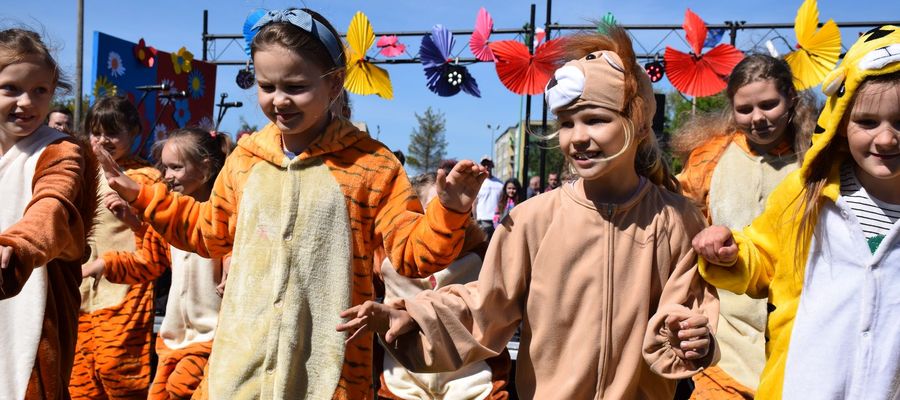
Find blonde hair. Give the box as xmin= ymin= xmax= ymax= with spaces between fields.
xmin=561 ymin=26 xmax=679 ymax=193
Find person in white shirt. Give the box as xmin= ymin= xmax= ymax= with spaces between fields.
xmin=473 ymin=157 xmax=504 ymax=239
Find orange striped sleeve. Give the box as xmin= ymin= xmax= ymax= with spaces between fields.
xmin=129 ymin=152 xmax=243 ymax=259
xmin=102 ymin=225 xmax=170 ymax=285
xmin=374 ymin=163 xmax=469 ymax=278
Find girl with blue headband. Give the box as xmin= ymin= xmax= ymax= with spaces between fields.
xmin=95 ymin=8 xmax=487 ymax=399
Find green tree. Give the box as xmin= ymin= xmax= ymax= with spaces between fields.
xmin=406 ymin=107 xmax=447 ymax=174
xmin=238 ymin=116 xmax=259 ymax=133
xmin=663 ymin=91 xmax=729 ymax=173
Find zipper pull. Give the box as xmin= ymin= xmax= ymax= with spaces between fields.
xmin=606 ymin=204 xmax=615 ymax=218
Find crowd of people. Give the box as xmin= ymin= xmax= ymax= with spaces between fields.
xmin=0 ymin=7 xmax=898 ymax=400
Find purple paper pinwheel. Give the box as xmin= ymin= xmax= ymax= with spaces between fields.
xmin=419 ymin=25 xmax=480 ymax=97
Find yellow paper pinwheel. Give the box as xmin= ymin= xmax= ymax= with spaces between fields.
xmin=344 ymin=12 xmax=393 ymax=99
xmin=784 ymin=0 xmax=841 ymax=90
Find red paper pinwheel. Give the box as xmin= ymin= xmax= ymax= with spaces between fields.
xmin=664 ymin=9 xmax=744 ymax=97
xmin=133 ymin=38 xmax=157 ymax=68
xmin=488 ymin=37 xmax=565 ymax=95
xmin=376 ymin=35 xmax=406 ymax=57
xmin=469 ymin=7 xmax=494 ymax=61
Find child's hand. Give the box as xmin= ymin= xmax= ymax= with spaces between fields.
xmin=81 ymin=259 xmax=105 ymax=281
xmin=93 ymin=143 xmax=141 ymax=203
xmin=337 ymin=300 xmax=418 ymax=344
xmin=435 ymin=160 xmax=487 ymax=214
xmin=0 ymin=245 xmax=12 ymax=270
xmin=692 ymin=225 xmax=738 ymax=266
xmin=103 ymin=192 xmax=142 ymax=231
xmin=665 ymin=313 xmax=711 ymax=360
xmin=216 ymin=256 xmax=231 ymax=297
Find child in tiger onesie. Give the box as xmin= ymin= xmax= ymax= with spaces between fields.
xmin=0 ymin=28 xmax=99 ymax=400
xmin=71 ymin=96 xmax=165 ymax=399
xmin=95 ymin=8 xmax=487 ymax=399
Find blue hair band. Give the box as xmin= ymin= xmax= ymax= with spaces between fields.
xmin=252 ymin=9 xmax=343 ymax=68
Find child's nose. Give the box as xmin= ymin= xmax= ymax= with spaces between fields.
xmin=872 ymin=125 xmax=899 ymax=146
xmin=17 ymin=92 xmax=34 ymax=108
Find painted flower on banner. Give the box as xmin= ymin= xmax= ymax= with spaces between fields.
xmin=93 ymin=76 xmax=117 ymax=98
xmin=108 ymin=51 xmax=126 ymax=77
xmin=171 ymin=47 xmax=193 ymax=75
xmin=173 ymin=99 xmax=191 ymax=127
xmin=188 ymin=70 xmax=205 ymax=98
xmin=154 ymin=123 xmax=168 ymax=142
xmin=133 ymin=38 xmax=157 ymax=68
xmin=198 ymin=116 xmax=214 ymax=130
xmin=158 ymin=79 xmax=176 ymax=105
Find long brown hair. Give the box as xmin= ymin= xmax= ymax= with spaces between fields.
xmin=672 ymin=54 xmax=818 ymax=161
xmin=563 ymin=26 xmax=679 ymax=193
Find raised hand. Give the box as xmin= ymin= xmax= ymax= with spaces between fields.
xmin=435 ymin=160 xmax=487 ymax=214
xmin=93 ymin=143 xmax=141 ymax=203
xmin=337 ymin=300 xmax=418 ymax=344
xmin=665 ymin=313 xmax=711 ymax=360
xmin=103 ymin=192 xmax=142 ymax=231
xmin=692 ymin=225 xmax=738 ymax=266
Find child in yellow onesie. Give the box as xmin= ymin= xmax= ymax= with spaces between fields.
xmin=95 ymin=8 xmax=487 ymax=399
xmin=693 ymin=26 xmax=900 ymax=399
xmin=674 ymin=54 xmax=817 ymax=399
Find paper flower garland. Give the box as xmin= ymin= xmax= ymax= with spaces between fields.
xmin=345 ymin=11 xmax=394 ymax=99
xmin=488 ymin=37 xmax=564 ymax=95
xmin=469 ymin=7 xmax=495 ymax=61
xmin=420 ymin=24 xmax=481 ymax=97
xmin=664 ymin=9 xmax=744 ymax=97
xmin=784 ymin=0 xmax=841 ymax=90
xmin=377 ymin=35 xmax=406 ymax=57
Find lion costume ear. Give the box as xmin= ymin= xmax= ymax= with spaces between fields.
xmin=546 ymin=65 xmax=586 ymax=112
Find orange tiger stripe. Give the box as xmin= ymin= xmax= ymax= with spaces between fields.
xmin=132 ymin=120 xmax=469 ymax=399
xmin=149 ymin=341 xmax=212 ymax=400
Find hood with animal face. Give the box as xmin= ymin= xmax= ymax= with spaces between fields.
xmin=801 ymin=25 xmax=900 ymax=177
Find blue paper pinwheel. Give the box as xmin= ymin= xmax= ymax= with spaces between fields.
xmin=419 ymin=25 xmax=480 ymax=97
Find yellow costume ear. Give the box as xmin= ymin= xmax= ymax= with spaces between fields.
xmin=821 ymin=67 xmax=846 ymax=97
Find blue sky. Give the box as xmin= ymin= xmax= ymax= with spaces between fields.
xmin=4 ymin=0 xmax=899 ymax=162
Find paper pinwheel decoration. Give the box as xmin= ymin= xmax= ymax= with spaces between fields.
xmin=376 ymin=35 xmax=406 ymax=57
xmin=133 ymin=38 xmax=157 ymax=68
xmin=488 ymin=37 xmax=564 ymax=95
xmin=420 ymin=24 xmax=481 ymax=97
xmin=645 ymin=60 xmax=665 ymax=83
xmin=784 ymin=0 xmax=841 ymax=90
xmin=345 ymin=11 xmax=393 ymax=99
xmin=664 ymin=9 xmax=744 ymax=97
xmin=242 ymin=9 xmax=267 ymax=56
xmin=469 ymin=7 xmax=494 ymax=61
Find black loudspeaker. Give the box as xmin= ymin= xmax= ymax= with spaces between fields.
xmin=652 ymin=93 xmax=666 ymax=136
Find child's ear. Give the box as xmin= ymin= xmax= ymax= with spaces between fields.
xmin=328 ymin=69 xmax=346 ymax=99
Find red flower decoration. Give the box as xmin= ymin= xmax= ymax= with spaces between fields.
xmin=133 ymin=38 xmax=157 ymax=68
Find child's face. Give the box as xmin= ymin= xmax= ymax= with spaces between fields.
xmin=732 ymin=79 xmax=793 ymax=149
xmin=505 ymin=182 xmax=517 ymax=197
xmin=254 ymin=45 xmax=338 ymax=139
xmin=90 ymin=126 xmax=135 ymax=162
xmin=844 ymin=81 xmax=900 ymax=183
xmin=0 ymin=58 xmax=54 ymax=151
xmin=557 ymin=105 xmax=634 ymax=183
xmin=161 ymin=141 xmax=207 ymax=197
